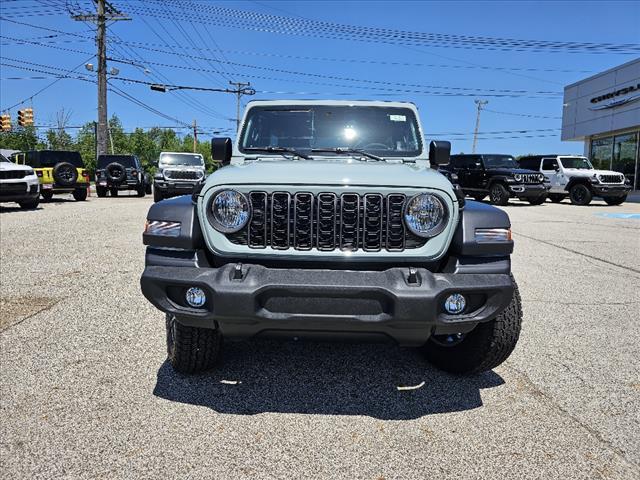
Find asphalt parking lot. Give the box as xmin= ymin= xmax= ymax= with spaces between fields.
xmin=1 ymin=194 xmax=639 ymax=479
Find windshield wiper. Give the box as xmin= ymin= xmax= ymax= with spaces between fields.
xmin=311 ymin=147 xmax=384 ymax=162
xmin=244 ymin=146 xmax=311 ymax=160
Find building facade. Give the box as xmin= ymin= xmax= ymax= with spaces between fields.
xmin=562 ymin=58 xmax=640 ymax=189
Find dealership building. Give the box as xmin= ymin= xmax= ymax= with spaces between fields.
xmin=562 ymin=58 xmax=640 ymax=190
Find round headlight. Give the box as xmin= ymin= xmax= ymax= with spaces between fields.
xmin=404 ymin=193 xmax=447 ymax=238
xmin=210 ymin=189 xmax=250 ymax=233
xmin=538 ymin=174 xmax=545 ymax=182
xmin=514 ymin=174 xmax=522 ymax=182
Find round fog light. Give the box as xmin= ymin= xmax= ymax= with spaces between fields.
xmin=444 ymin=293 xmax=466 ymax=314
xmin=185 ymin=287 xmax=207 ymax=308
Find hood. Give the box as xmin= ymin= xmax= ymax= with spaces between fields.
xmin=0 ymin=162 xmax=31 ymax=172
xmin=565 ymin=168 xmax=622 ymax=177
xmin=487 ymin=167 xmax=540 ymax=176
xmin=206 ymin=159 xmax=453 ymax=192
xmin=161 ymin=165 xmax=205 ymax=171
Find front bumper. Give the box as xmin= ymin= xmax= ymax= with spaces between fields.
xmin=140 ymin=263 xmax=514 ymax=346
xmin=592 ymin=184 xmax=632 ymax=197
xmin=96 ymin=179 xmax=142 ymax=190
xmin=154 ymin=179 xmax=201 ymax=197
xmin=0 ymin=182 xmax=39 ymax=203
xmin=508 ymin=183 xmax=548 ymax=199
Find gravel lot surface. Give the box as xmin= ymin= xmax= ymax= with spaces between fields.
xmin=1 ymin=194 xmax=639 ymax=479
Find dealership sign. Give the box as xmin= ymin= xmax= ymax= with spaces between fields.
xmin=589 ymin=83 xmax=640 ymax=110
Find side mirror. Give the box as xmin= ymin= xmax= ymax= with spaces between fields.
xmin=554 ymin=166 xmax=560 ymax=172
xmin=428 ymin=140 xmax=450 ymax=168
xmin=212 ymin=137 xmax=232 ymax=166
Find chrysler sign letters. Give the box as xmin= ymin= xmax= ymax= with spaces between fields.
xmin=589 ymin=83 xmax=640 ymax=110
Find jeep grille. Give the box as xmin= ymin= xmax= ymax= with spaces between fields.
xmin=521 ymin=174 xmax=541 ymax=184
xmin=164 ymin=169 xmax=202 ymax=180
xmin=598 ymin=174 xmax=624 ymax=184
xmin=226 ymin=191 xmax=427 ymax=252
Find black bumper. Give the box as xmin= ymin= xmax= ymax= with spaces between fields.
xmin=154 ymin=180 xmax=200 ymax=197
xmin=592 ymin=184 xmax=632 ymax=198
xmin=96 ymin=180 xmax=141 ymax=190
xmin=509 ymin=183 xmax=548 ymax=199
xmin=140 ymin=263 xmax=514 ymax=346
xmin=0 ymin=186 xmax=39 ymax=203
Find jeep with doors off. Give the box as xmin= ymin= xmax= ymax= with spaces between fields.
xmin=442 ymin=154 xmax=548 ymax=206
xmin=140 ymin=100 xmax=522 ymax=375
xmin=518 ymin=155 xmax=631 ymax=205
xmin=153 ymin=151 xmax=206 ymax=202
xmin=13 ymin=150 xmax=89 ymax=202
xmin=95 ymin=154 xmax=151 ymax=197
xmin=0 ymin=153 xmax=40 ymax=209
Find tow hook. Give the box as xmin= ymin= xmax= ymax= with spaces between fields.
xmin=231 ymin=263 xmax=245 ymax=281
xmin=407 ymin=267 xmax=421 ymax=285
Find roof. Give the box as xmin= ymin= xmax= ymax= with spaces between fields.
xmin=245 ymin=99 xmax=418 ymax=109
xmin=564 ymin=58 xmax=640 ymax=89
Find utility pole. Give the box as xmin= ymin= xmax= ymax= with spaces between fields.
xmin=73 ymin=0 xmax=130 ymax=157
xmin=192 ymin=119 xmax=197 ymax=153
xmin=472 ymin=99 xmax=488 ymax=154
xmin=229 ymin=81 xmax=252 ymax=132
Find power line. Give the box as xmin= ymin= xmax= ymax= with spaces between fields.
xmin=483 ymin=108 xmax=562 ymax=120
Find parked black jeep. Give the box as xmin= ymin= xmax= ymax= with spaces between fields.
xmin=95 ymin=154 xmax=152 ymax=197
xmin=442 ymin=154 xmax=548 ymax=205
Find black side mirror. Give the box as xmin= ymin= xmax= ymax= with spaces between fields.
xmin=429 ymin=140 xmax=451 ymax=168
xmin=212 ymin=137 xmax=232 ymax=166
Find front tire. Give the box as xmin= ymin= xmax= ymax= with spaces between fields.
xmin=153 ymin=187 xmax=163 ymax=203
xmin=569 ymin=184 xmax=592 ymax=205
xmin=136 ymin=185 xmax=146 ymax=198
xmin=19 ymin=198 xmax=40 ymax=209
xmin=528 ymin=195 xmax=546 ymax=205
xmin=145 ymin=182 xmax=152 ymax=195
xmin=110 ymin=188 xmax=119 ymax=197
xmin=73 ymin=188 xmax=88 ymax=201
xmin=548 ymin=194 xmax=564 ymax=203
xmin=489 ymin=183 xmax=510 ymax=206
xmin=41 ymin=191 xmax=53 ymax=202
xmin=604 ymin=195 xmax=627 ymax=206
xmin=166 ymin=314 xmax=222 ymax=374
xmin=423 ymin=276 xmax=522 ymax=374
xmin=96 ymin=186 xmax=107 ymax=197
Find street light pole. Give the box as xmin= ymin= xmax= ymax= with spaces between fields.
xmin=472 ymin=99 xmax=488 ymax=154
xmin=229 ymin=81 xmax=251 ymax=133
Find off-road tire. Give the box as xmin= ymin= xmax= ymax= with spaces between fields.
xmin=548 ymin=194 xmax=564 ymax=203
xmin=145 ymin=181 xmax=152 ymax=195
xmin=489 ymin=183 xmax=510 ymax=206
xmin=153 ymin=187 xmax=163 ymax=202
xmin=423 ymin=275 xmax=522 ymax=374
xmin=73 ymin=188 xmax=88 ymax=201
xmin=569 ymin=183 xmax=592 ymax=206
xmin=96 ymin=186 xmax=107 ymax=197
xmin=604 ymin=195 xmax=627 ymax=206
xmin=41 ymin=191 xmax=53 ymax=202
xmin=166 ymin=314 xmax=222 ymax=374
xmin=105 ymin=162 xmax=127 ymax=183
xmin=52 ymin=162 xmax=78 ymax=186
xmin=528 ymin=195 xmax=546 ymax=206
xmin=136 ymin=185 xmax=146 ymax=197
xmin=18 ymin=198 xmax=40 ymax=209
xmin=110 ymin=188 xmax=119 ymax=197
xmin=473 ymin=194 xmax=486 ymax=202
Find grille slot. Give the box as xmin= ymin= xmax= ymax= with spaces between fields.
xmin=231 ymin=191 xmax=428 ymax=252
xmin=164 ymin=169 xmax=202 ymax=180
xmin=0 ymin=170 xmax=27 ymax=180
xmin=522 ymin=174 xmax=540 ymax=184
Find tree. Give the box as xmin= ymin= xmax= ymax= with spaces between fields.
xmin=0 ymin=126 xmax=43 ymax=152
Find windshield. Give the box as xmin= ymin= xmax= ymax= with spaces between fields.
xmin=560 ymin=157 xmax=593 ymax=169
xmin=159 ymin=153 xmax=204 ymax=166
xmin=0 ymin=154 xmax=9 ymax=163
xmin=239 ymin=105 xmax=422 ymax=157
xmin=98 ymin=155 xmax=136 ymax=169
xmin=483 ymin=155 xmax=518 ymax=169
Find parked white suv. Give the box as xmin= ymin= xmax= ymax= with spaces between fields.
xmin=0 ymin=154 xmax=40 ymax=209
xmin=519 ymin=155 xmax=631 ymax=205
xmin=153 ymin=152 xmax=206 ymax=202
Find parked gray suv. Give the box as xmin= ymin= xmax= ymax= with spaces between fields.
xmin=141 ymin=100 xmax=522 ymax=375
xmin=153 ymin=152 xmax=206 ymax=202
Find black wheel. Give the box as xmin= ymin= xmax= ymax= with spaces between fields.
xmin=105 ymin=162 xmax=127 ymax=184
xmin=110 ymin=188 xmax=119 ymax=197
xmin=72 ymin=188 xmax=88 ymax=201
xmin=96 ymin=186 xmax=107 ymax=198
xmin=472 ymin=194 xmax=486 ymax=202
xmin=528 ymin=195 xmax=546 ymax=205
xmin=18 ymin=198 xmax=40 ymax=209
xmin=423 ymin=275 xmax=522 ymax=374
xmin=153 ymin=187 xmax=163 ymax=202
xmin=136 ymin=185 xmax=146 ymax=198
xmin=548 ymin=194 xmax=565 ymax=203
xmin=145 ymin=182 xmax=152 ymax=195
xmin=489 ymin=183 xmax=510 ymax=206
xmin=569 ymin=184 xmax=592 ymax=205
xmin=166 ymin=314 xmax=222 ymax=374
xmin=604 ymin=195 xmax=627 ymax=206
xmin=41 ymin=190 xmax=53 ymax=202
xmin=52 ymin=162 xmax=78 ymax=186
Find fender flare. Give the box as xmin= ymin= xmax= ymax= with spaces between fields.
xmin=143 ymin=195 xmax=205 ymax=250
xmin=564 ymin=176 xmax=593 ymax=192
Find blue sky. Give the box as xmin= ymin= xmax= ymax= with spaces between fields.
xmin=1 ymin=0 xmax=639 ymax=155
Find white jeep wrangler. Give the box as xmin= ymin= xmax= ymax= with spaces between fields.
xmin=519 ymin=155 xmax=631 ymax=205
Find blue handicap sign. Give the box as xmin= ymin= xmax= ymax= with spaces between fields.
xmin=596 ymin=212 xmax=640 ymax=219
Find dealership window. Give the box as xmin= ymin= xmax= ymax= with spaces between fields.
xmin=590 ymin=137 xmax=613 ymax=170
xmin=613 ymin=132 xmax=638 ymax=189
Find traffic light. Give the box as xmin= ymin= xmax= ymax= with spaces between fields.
xmin=17 ymin=108 xmax=34 ymax=127
xmin=0 ymin=113 xmax=11 ymax=132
